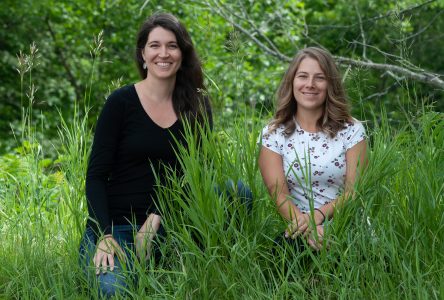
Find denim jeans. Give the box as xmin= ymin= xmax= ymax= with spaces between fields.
xmin=79 ymin=225 xmax=139 ymax=298
xmin=215 ymin=179 xmax=253 ymax=213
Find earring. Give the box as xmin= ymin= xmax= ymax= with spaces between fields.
xmin=143 ymin=62 xmax=147 ymax=69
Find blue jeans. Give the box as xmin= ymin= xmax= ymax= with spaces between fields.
xmin=79 ymin=225 xmax=140 ymax=298
xmin=215 ymin=179 xmax=253 ymax=213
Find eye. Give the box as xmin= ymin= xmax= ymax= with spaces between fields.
xmin=168 ymin=44 xmax=178 ymax=49
xmin=149 ymin=43 xmax=159 ymax=48
xmin=315 ymin=76 xmax=326 ymax=81
xmin=297 ymin=74 xmax=308 ymax=79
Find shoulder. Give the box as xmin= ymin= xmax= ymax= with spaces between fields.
xmin=337 ymin=118 xmax=367 ymax=149
xmin=101 ymin=85 xmax=137 ymax=113
xmin=261 ymin=122 xmax=286 ymax=138
xmin=339 ymin=118 xmax=366 ymax=134
xmin=259 ymin=121 xmax=286 ymax=154
xmin=106 ymin=85 xmax=136 ymax=104
xmin=349 ymin=118 xmax=366 ymax=134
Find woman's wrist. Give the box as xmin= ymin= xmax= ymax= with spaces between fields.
xmin=314 ymin=208 xmax=326 ymax=224
xmin=291 ymin=211 xmax=306 ymax=222
xmin=137 ymin=213 xmax=161 ymax=239
xmin=136 ymin=231 xmax=150 ymax=235
xmin=99 ymin=234 xmax=113 ymax=242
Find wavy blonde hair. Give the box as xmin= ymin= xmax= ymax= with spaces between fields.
xmin=269 ymin=47 xmax=351 ymax=137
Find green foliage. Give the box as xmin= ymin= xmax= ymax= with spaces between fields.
xmin=2 ymin=0 xmax=443 ymax=153
xmin=1 ymin=2 xmax=444 ymax=297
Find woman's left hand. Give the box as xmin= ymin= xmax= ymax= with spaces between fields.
xmin=135 ymin=213 xmax=161 ymax=261
xmin=307 ymin=225 xmax=325 ymax=251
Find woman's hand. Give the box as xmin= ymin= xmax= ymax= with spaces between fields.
xmin=135 ymin=214 xmax=161 ymax=261
xmin=287 ymin=209 xmax=327 ymax=239
xmin=285 ymin=213 xmax=311 ymax=238
xmin=307 ymin=225 xmax=325 ymax=251
xmin=94 ymin=235 xmax=125 ymax=275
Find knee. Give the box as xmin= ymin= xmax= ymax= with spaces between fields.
xmin=217 ymin=179 xmax=254 ymax=213
xmin=235 ymin=180 xmax=253 ymax=200
xmin=81 ymin=248 xmax=130 ymax=298
xmin=97 ymin=269 xmax=128 ymax=298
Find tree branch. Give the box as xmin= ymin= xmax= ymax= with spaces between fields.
xmin=354 ymin=3 xmax=367 ymax=59
xmin=335 ymin=56 xmax=444 ymax=89
xmin=202 ymin=0 xmax=444 ymax=90
xmin=206 ymin=0 xmax=291 ymax=62
xmin=200 ymin=0 xmax=444 ymax=90
xmin=307 ymin=0 xmax=437 ymax=29
xmin=226 ymin=15 xmax=444 ymax=90
xmin=363 ymin=80 xmax=402 ymax=101
xmin=394 ymin=9 xmax=444 ymax=42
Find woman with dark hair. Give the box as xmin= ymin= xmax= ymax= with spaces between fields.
xmin=259 ymin=47 xmax=367 ymax=251
xmin=79 ymin=13 xmax=211 ymax=297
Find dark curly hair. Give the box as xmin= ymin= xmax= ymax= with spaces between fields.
xmin=135 ymin=12 xmax=210 ymax=126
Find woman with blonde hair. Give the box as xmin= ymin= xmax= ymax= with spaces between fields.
xmin=259 ymin=47 xmax=367 ymax=251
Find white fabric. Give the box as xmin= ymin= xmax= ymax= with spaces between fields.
xmin=261 ymin=119 xmax=366 ymax=211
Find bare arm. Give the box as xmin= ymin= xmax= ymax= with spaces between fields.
xmin=135 ymin=213 xmax=161 ymax=261
xmin=315 ymin=139 xmax=368 ymax=220
xmin=258 ymin=146 xmax=303 ymax=221
xmin=306 ymin=139 xmax=367 ymax=250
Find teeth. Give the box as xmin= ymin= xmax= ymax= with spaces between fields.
xmin=156 ymin=62 xmax=170 ymax=67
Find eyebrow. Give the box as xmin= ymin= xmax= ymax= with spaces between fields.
xmin=147 ymin=41 xmax=178 ymax=44
xmin=296 ymin=71 xmax=325 ymax=75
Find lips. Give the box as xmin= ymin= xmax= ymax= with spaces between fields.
xmin=155 ymin=62 xmax=172 ymax=68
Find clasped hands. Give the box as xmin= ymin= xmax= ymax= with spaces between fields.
xmin=285 ymin=210 xmax=326 ymax=251
xmin=93 ymin=213 xmax=161 ymax=275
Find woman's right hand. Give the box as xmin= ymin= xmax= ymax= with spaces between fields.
xmin=93 ymin=235 xmax=125 ymax=275
xmin=135 ymin=213 xmax=161 ymax=261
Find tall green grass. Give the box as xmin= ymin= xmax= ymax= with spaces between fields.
xmin=1 ymin=105 xmax=442 ymax=299
xmin=0 ymin=43 xmax=443 ymax=299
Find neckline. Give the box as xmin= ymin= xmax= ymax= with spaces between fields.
xmin=132 ymin=84 xmax=178 ymax=130
xmin=294 ymin=118 xmax=321 ymax=134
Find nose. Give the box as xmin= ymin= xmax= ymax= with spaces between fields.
xmin=307 ymin=76 xmax=315 ymax=87
xmin=159 ymin=46 xmax=170 ymax=58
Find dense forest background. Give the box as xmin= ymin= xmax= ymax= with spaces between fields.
xmin=1 ymin=0 xmax=443 ymax=153
xmin=1 ymin=1 xmax=443 ymax=299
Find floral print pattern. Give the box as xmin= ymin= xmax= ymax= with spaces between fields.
xmin=261 ymin=119 xmax=366 ymax=211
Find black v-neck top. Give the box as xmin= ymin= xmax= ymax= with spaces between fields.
xmin=85 ymin=85 xmax=187 ymax=235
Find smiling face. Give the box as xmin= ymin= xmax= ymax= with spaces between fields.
xmin=142 ymin=26 xmax=182 ymax=80
xmin=293 ymin=57 xmax=328 ymax=113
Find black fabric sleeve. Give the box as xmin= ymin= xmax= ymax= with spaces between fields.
xmin=85 ymin=92 xmax=125 ymax=235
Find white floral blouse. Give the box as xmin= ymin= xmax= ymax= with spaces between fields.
xmin=260 ymin=119 xmax=366 ymax=211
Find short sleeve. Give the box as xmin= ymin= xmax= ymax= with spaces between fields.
xmin=259 ymin=124 xmax=284 ymax=155
xmin=344 ymin=120 xmax=366 ymax=151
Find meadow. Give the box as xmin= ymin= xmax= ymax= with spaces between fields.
xmin=0 ymin=43 xmax=443 ymax=299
